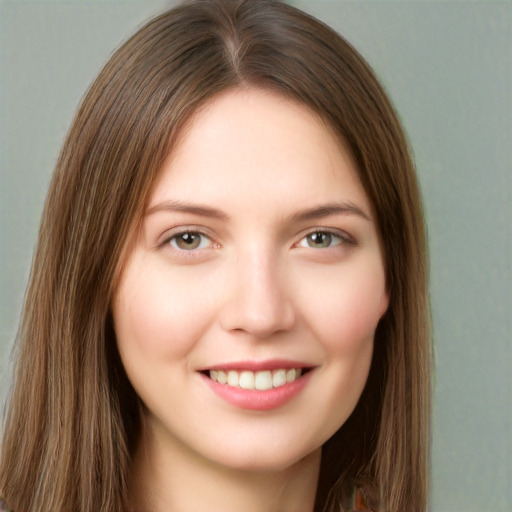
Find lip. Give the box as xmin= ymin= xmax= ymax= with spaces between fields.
xmin=199 ymin=360 xmax=315 ymax=411
xmin=203 ymin=359 xmax=311 ymax=372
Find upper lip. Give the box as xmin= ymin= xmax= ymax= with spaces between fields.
xmin=199 ymin=359 xmax=314 ymax=372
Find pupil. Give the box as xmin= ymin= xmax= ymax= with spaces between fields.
xmin=309 ymin=232 xmax=331 ymax=248
xmin=178 ymin=233 xmax=200 ymax=249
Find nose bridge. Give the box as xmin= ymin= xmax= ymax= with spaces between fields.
xmin=220 ymin=242 xmax=295 ymax=337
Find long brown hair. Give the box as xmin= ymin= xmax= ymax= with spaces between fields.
xmin=0 ymin=1 xmax=430 ymax=510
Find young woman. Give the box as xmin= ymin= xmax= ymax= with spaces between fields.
xmin=0 ymin=1 xmax=431 ymax=511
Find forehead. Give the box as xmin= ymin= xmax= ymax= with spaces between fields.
xmin=149 ymin=87 xmax=370 ymax=214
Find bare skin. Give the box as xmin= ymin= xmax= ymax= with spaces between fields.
xmin=129 ymin=419 xmax=320 ymax=512
xmin=115 ymin=88 xmax=388 ymax=512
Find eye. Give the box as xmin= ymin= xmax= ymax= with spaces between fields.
xmin=297 ymin=230 xmax=346 ymax=249
xmin=167 ymin=231 xmax=212 ymax=251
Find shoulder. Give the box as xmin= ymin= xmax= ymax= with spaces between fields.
xmin=0 ymin=496 xmax=12 ymax=512
xmin=352 ymin=486 xmax=376 ymax=511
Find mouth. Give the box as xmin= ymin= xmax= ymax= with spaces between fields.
xmin=205 ymin=367 xmax=310 ymax=391
xmin=200 ymin=363 xmax=314 ymax=410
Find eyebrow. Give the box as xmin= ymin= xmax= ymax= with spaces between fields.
xmin=289 ymin=202 xmax=371 ymax=223
xmin=146 ymin=200 xmax=229 ymax=220
xmin=146 ymin=200 xmax=370 ymax=222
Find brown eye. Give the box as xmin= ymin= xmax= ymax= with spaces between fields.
xmin=170 ymin=232 xmax=208 ymax=250
xmin=306 ymin=232 xmax=334 ymax=248
xmin=299 ymin=231 xmax=345 ymax=249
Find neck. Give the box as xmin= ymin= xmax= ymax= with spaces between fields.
xmin=128 ymin=419 xmax=321 ymax=512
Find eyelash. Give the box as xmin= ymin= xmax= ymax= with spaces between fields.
xmin=296 ymin=229 xmax=355 ymax=249
xmin=161 ymin=229 xmax=217 ymax=253
xmin=161 ymin=227 xmax=355 ymax=254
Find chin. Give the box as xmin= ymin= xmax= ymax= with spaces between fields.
xmin=206 ymin=442 xmax=321 ymax=474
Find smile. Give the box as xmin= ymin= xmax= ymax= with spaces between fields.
xmin=209 ymin=368 xmax=303 ymax=391
xmin=201 ymin=362 xmax=314 ymax=410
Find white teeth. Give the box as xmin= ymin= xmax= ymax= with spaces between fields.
xmin=227 ymin=371 xmax=239 ymax=387
xmin=208 ymin=368 xmax=304 ymax=389
xmin=286 ymin=368 xmax=300 ymax=382
xmin=239 ymin=371 xmax=255 ymax=389
xmin=255 ymin=370 xmax=273 ymax=390
xmin=272 ymin=369 xmax=286 ymax=387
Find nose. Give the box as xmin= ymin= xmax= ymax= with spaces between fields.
xmin=219 ymin=248 xmax=296 ymax=338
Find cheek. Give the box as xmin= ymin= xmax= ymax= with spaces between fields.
xmin=301 ymin=263 xmax=385 ymax=437
xmin=112 ymin=254 xmax=216 ymax=363
xmin=297 ymin=258 xmax=387 ymax=354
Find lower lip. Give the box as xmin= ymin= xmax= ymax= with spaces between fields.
xmin=201 ymin=371 xmax=313 ymax=411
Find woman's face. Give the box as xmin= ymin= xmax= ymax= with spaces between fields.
xmin=112 ymin=88 xmax=388 ymax=472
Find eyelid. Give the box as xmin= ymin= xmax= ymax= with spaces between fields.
xmin=295 ymin=227 xmax=357 ymax=248
xmin=155 ymin=225 xmax=356 ymax=253
xmin=158 ymin=226 xmax=218 ymax=249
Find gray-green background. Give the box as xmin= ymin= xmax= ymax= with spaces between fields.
xmin=1 ymin=1 xmax=510 ymax=510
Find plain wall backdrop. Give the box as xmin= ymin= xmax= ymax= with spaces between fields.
xmin=0 ymin=1 xmax=511 ymax=511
